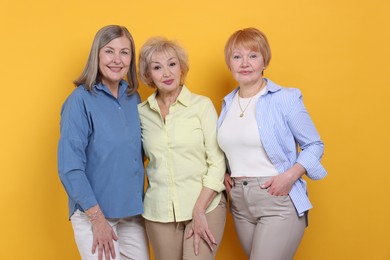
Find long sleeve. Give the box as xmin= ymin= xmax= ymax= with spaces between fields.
xmin=58 ymin=90 xmax=97 ymax=211
xmin=200 ymin=99 xmax=226 ymax=192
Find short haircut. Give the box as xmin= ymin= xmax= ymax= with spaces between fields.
xmin=74 ymin=25 xmax=138 ymax=95
xmin=138 ymin=37 xmax=189 ymax=87
xmin=224 ymin=27 xmax=271 ymax=70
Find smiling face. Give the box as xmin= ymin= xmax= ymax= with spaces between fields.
xmin=98 ymin=35 xmax=131 ymax=90
xmin=229 ymin=46 xmax=265 ymax=88
xmin=148 ymin=50 xmax=182 ymax=94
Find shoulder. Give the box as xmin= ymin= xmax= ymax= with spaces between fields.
xmin=189 ymin=93 xmax=216 ymax=113
xmin=267 ymin=79 xmax=302 ymax=102
xmin=191 ymin=92 xmax=212 ymax=105
xmin=138 ymin=99 xmax=149 ymax=111
xmin=62 ymin=86 xmax=90 ymax=106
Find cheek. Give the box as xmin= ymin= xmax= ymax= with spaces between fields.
xmin=123 ymin=57 xmax=131 ymax=67
xmin=149 ymin=71 xmax=160 ymax=81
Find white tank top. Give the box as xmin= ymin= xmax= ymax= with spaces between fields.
xmin=218 ymin=87 xmax=279 ymax=177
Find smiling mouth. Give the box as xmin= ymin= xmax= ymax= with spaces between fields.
xmin=108 ymin=66 xmax=122 ymax=72
xmin=163 ymin=79 xmax=174 ymax=85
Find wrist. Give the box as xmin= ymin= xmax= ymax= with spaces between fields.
xmin=86 ymin=207 xmax=104 ymax=223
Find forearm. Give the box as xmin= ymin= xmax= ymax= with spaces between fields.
xmin=193 ymin=187 xmax=217 ymax=214
xmin=285 ymin=163 xmax=306 ymax=182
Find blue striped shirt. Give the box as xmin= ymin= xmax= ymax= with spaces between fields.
xmin=58 ymin=80 xmax=145 ymax=219
xmin=218 ymin=78 xmax=327 ymax=216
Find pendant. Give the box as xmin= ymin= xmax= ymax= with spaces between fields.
xmin=240 ymin=113 xmax=244 ymax=117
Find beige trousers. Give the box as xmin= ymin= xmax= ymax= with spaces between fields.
xmin=230 ymin=177 xmax=306 ymax=260
xmin=145 ymin=195 xmax=226 ymax=260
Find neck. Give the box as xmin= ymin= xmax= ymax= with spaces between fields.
xmin=156 ymin=85 xmax=183 ymax=107
xmin=102 ymin=80 xmax=120 ymax=98
xmin=239 ymin=78 xmax=265 ymax=98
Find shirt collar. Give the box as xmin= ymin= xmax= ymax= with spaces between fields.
xmin=223 ymin=78 xmax=281 ymax=103
xmin=94 ymin=80 xmax=128 ymax=97
xmin=142 ymin=85 xmax=192 ymax=110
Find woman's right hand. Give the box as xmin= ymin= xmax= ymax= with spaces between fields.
xmin=87 ymin=207 xmax=118 ymax=260
xmin=224 ymin=173 xmax=233 ymax=193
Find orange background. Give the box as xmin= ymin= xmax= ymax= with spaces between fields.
xmin=0 ymin=0 xmax=389 ymax=259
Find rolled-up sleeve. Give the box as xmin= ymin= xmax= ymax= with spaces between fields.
xmin=287 ymin=89 xmax=327 ymax=180
xmin=200 ymin=99 xmax=226 ymax=192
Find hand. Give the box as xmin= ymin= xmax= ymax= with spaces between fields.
xmin=261 ymin=164 xmax=306 ymax=196
xmin=186 ymin=210 xmax=217 ymax=256
xmin=91 ymin=215 xmax=118 ymax=260
xmin=224 ymin=173 xmax=233 ymax=193
xmin=261 ymin=173 xmax=295 ymax=196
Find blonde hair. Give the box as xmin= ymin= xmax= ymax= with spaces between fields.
xmin=74 ymin=25 xmax=138 ymax=95
xmin=224 ymin=27 xmax=271 ymax=71
xmin=138 ymin=37 xmax=189 ymax=87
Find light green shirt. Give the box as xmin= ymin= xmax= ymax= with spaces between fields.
xmin=138 ymin=86 xmax=226 ymax=222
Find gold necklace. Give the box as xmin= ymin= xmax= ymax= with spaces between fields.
xmin=237 ymin=79 xmax=266 ymax=118
xmin=237 ymin=93 xmax=253 ymax=118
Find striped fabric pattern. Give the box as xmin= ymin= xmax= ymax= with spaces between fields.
xmin=218 ymin=78 xmax=327 ymax=216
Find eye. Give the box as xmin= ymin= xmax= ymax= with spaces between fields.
xmin=121 ymin=50 xmax=129 ymax=55
xmin=104 ymin=49 xmax=114 ymax=54
xmin=152 ymin=65 xmax=161 ymax=70
xmin=232 ymin=55 xmax=241 ymax=60
xmin=250 ymin=54 xmax=258 ymax=59
xmin=169 ymin=62 xmax=177 ymax=67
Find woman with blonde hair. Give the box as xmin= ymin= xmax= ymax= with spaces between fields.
xmin=218 ymin=27 xmax=327 ymax=260
xmin=138 ymin=37 xmax=226 ymax=260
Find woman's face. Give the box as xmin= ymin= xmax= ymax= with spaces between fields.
xmin=229 ymin=46 xmax=265 ymax=87
xmin=148 ymin=51 xmax=182 ymax=93
xmin=99 ymin=36 xmax=131 ymax=88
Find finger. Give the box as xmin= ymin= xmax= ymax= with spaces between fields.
xmin=98 ymin=244 xmax=103 ymax=260
xmin=109 ymin=240 xmax=116 ymax=259
xmin=202 ymin=233 xmax=214 ymax=252
xmin=226 ymin=184 xmax=232 ymax=193
xmin=225 ymin=174 xmax=233 ymax=185
xmin=112 ymin=230 xmax=119 ymax=241
xmin=104 ymin=244 xmax=110 ymax=260
xmin=186 ymin=228 xmax=194 ymax=239
xmin=203 ymin=231 xmax=216 ymax=252
xmin=193 ymin=234 xmax=200 ymax=256
xmin=261 ymin=179 xmax=273 ymax=189
xmin=205 ymin=229 xmax=217 ymax=245
xmin=92 ymin=240 xmax=98 ymax=254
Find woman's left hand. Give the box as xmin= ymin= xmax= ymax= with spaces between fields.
xmin=261 ymin=173 xmax=295 ymax=196
xmin=261 ymin=163 xmax=306 ymax=196
xmin=186 ymin=209 xmax=217 ymax=256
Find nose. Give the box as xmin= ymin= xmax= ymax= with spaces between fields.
xmin=240 ymin=57 xmax=249 ymax=67
xmin=163 ymin=67 xmax=171 ymax=77
xmin=112 ymin=53 xmax=121 ymax=64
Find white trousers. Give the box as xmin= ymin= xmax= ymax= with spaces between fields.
xmin=71 ymin=210 xmax=150 ymax=260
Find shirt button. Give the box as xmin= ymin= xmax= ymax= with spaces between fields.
xmin=118 ymin=107 xmax=122 ymax=110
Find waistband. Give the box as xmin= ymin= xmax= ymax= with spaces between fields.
xmin=232 ymin=176 xmax=272 ymax=186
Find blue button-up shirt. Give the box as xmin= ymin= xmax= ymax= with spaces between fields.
xmin=58 ymin=80 xmax=144 ymax=219
xmin=218 ymin=79 xmax=327 ymax=216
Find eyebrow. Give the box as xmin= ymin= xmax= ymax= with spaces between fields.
xmin=151 ymin=56 xmax=177 ymax=64
xmin=103 ymin=46 xmax=130 ymax=51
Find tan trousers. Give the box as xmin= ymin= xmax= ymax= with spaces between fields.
xmin=145 ymin=195 xmax=226 ymax=260
xmin=230 ymin=177 xmax=306 ymax=260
